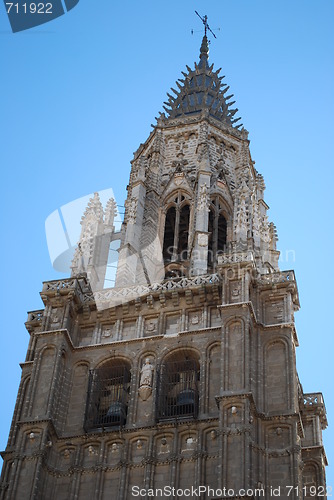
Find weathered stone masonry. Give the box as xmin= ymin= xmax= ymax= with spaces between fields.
xmin=0 ymin=34 xmax=327 ymax=500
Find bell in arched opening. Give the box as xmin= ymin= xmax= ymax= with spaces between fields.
xmin=84 ymin=360 xmax=131 ymax=431
xmin=162 ymin=192 xmax=191 ymax=278
xmin=157 ymin=351 xmax=199 ymax=420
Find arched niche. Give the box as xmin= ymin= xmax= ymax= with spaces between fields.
xmin=84 ymin=358 xmax=131 ymax=431
xmin=162 ymin=191 xmax=191 ymax=268
xmin=303 ymin=462 xmax=320 ymax=497
xmin=31 ymin=346 xmax=57 ymax=416
xmin=65 ymin=362 xmax=90 ymax=435
xmin=157 ymin=348 xmax=200 ymax=421
xmin=264 ymin=339 xmax=289 ymax=413
xmin=208 ymin=195 xmax=231 ymax=270
xmin=225 ymin=320 xmax=245 ymax=391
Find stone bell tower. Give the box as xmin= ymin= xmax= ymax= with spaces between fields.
xmin=0 ymin=32 xmax=327 ymax=500
xmin=114 ymin=35 xmax=279 ymax=292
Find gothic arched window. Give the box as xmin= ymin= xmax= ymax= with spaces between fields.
xmin=84 ymin=360 xmax=131 ymax=431
xmin=208 ymin=196 xmax=227 ymax=269
xmin=163 ymin=192 xmax=190 ymax=264
xmin=157 ymin=350 xmax=199 ymax=421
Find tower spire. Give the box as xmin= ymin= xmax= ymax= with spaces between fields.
xmin=160 ymin=15 xmax=242 ymax=128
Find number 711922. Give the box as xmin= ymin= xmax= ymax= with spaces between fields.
xmin=6 ymin=3 xmax=53 ymax=14
xmin=286 ymin=485 xmax=332 ymax=496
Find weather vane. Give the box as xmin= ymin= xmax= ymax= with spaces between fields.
xmin=193 ymin=11 xmax=218 ymax=40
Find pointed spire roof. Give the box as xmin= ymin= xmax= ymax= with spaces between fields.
xmin=81 ymin=192 xmax=104 ymax=222
xmin=162 ymin=36 xmax=242 ymax=128
xmin=105 ymin=196 xmax=117 ymax=227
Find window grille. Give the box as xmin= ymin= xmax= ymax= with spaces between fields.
xmin=163 ymin=192 xmax=190 ymax=266
xmin=157 ymin=358 xmax=199 ymax=421
xmin=208 ymin=198 xmax=227 ymax=270
xmin=163 ymin=206 xmax=176 ymax=262
xmin=84 ymin=364 xmax=130 ymax=431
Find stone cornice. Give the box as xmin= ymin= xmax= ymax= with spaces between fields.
xmin=178 ymin=326 xmax=221 ymax=337
xmin=301 ymin=445 xmax=328 ymax=465
xmin=32 ymin=326 xmax=221 ymax=352
xmin=215 ymin=390 xmax=303 ymax=425
xmin=219 ymin=301 xmax=298 ymax=344
xmin=130 ymin=179 xmax=146 ymax=190
xmin=158 ymin=114 xmax=247 ymax=141
xmin=258 ymin=198 xmax=269 ymax=210
xmin=60 ymin=416 xmax=220 ymax=442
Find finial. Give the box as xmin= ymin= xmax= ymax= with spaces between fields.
xmin=200 ymin=35 xmax=209 ymax=59
xmin=195 ymin=11 xmax=216 ymax=62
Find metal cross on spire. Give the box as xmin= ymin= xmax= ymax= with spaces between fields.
xmin=195 ymin=11 xmax=217 ymax=39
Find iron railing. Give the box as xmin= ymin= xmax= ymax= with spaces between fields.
xmin=157 ymin=359 xmax=199 ymax=421
xmin=84 ymin=365 xmax=130 ymax=431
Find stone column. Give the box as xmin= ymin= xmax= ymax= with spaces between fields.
xmin=192 ymin=175 xmax=210 ymax=276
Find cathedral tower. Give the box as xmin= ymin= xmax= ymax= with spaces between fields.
xmin=0 ymin=33 xmax=327 ymax=500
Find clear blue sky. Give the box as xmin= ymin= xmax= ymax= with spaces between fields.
xmin=1 ymin=0 xmax=333 ymax=487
